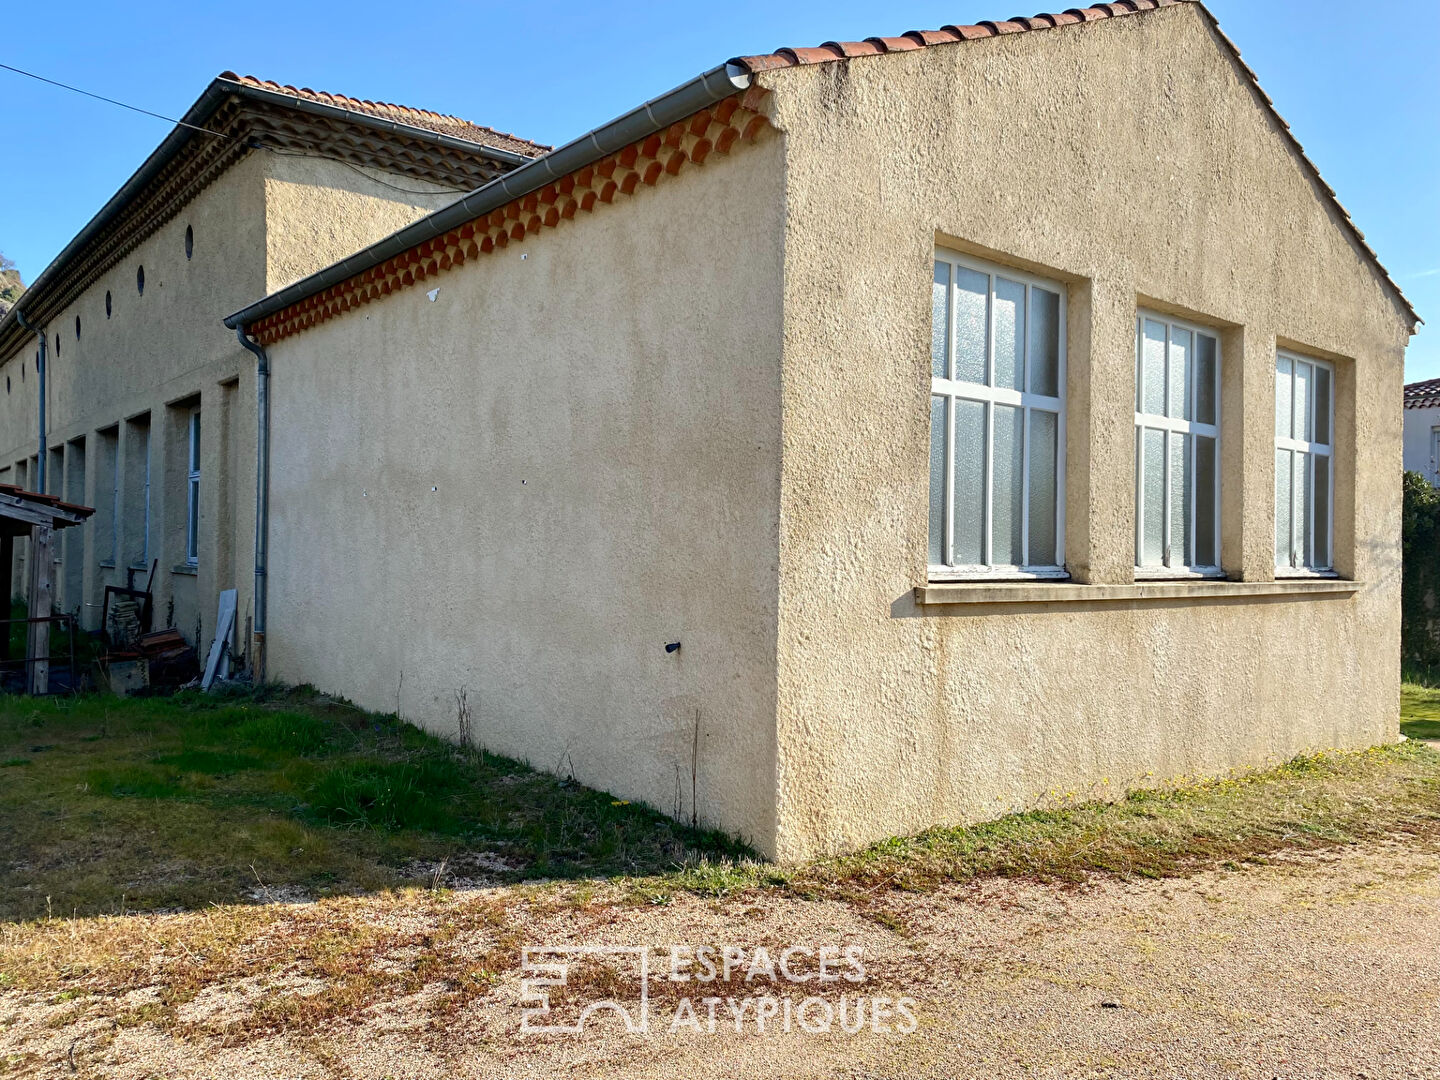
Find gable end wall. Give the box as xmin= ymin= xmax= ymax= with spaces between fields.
xmin=767 ymin=3 xmax=1412 ymax=860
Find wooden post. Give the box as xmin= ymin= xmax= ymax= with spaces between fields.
xmin=26 ymin=523 xmax=52 ymax=695
xmin=0 ymin=533 xmax=12 ymax=664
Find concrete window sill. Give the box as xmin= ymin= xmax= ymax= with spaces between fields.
xmin=171 ymin=564 xmax=198 ymax=577
xmin=98 ymin=561 xmax=116 ymax=570
xmin=914 ymin=578 xmax=1361 ymax=606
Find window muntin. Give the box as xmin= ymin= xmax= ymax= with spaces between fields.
xmin=1134 ymin=313 xmax=1221 ymax=575
xmin=185 ymin=409 xmax=200 ymax=565
xmin=929 ymin=250 xmax=1066 ymax=579
xmin=1275 ymin=351 xmax=1334 ymax=573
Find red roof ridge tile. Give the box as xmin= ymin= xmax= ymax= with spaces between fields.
xmin=726 ymin=0 xmax=1418 ymax=330
xmin=217 ymin=72 xmax=551 ymax=158
xmin=735 ymin=2 xmax=1178 ymax=75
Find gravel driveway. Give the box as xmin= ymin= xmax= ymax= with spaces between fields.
xmin=4 ymin=836 xmax=1438 ymax=1078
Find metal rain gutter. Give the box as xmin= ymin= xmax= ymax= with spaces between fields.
xmin=224 ymin=62 xmax=754 ymax=332
xmin=234 ymin=326 xmax=271 ymax=683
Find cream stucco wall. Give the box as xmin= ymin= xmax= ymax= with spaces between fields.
xmin=216 ymin=5 xmax=1408 ymax=863
xmin=262 ymin=135 xmax=787 ymax=849
xmin=762 ymin=4 xmax=1412 ymax=860
xmin=0 ymin=147 xmax=468 ymax=658
xmin=261 ymin=154 xmax=461 ymax=293
xmin=0 ymin=152 xmax=271 ymax=646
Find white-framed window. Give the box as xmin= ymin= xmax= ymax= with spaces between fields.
xmin=1430 ymin=427 xmax=1440 ymax=485
xmin=1134 ymin=313 xmax=1221 ymax=576
xmin=929 ymin=249 xmax=1066 ymax=579
xmin=185 ymin=408 xmax=200 ymax=565
xmin=1275 ymin=351 xmax=1333 ymax=574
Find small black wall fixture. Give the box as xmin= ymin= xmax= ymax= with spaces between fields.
xmin=665 ymin=641 xmax=681 ymax=654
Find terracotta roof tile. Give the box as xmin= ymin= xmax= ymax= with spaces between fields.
xmin=245 ymin=91 xmax=775 ymax=346
xmin=865 ymin=36 xmax=922 ymax=53
xmin=217 ymin=73 xmax=550 ymax=158
xmin=734 ymin=2 xmax=1175 ymax=76
xmin=824 ymin=40 xmax=884 ymax=58
xmin=1405 ymin=378 xmax=1440 ymax=410
xmin=727 ymin=0 xmax=1418 ymax=330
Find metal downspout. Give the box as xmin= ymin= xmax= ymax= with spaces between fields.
xmin=13 ymin=309 xmax=46 ymax=492
xmin=235 ymin=325 xmax=269 ymax=683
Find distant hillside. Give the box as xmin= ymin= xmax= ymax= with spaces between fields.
xmin=0 ymin=253 xmax=22 ymax=318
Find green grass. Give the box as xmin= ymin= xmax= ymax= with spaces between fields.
xmin=2 ymin=686 xmax=1439 ymax=1038
xmin=0 ymin=687 xmax=747 ymax=921
xmin=3 ymin=683 xmax=1440 ymax=927
xmin=776 ymin=741 xmax=1440 ymax=901
xmin=1401 ymin=678 xmax=1440 ymax=741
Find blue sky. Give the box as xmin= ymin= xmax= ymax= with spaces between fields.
xmin=2 ymin=1 xmax=1435 ymax=375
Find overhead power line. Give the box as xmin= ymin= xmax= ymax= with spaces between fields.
xmin=0 ymin=60 xmax=496 ymax=199
xmin=0 ymin=61 xmax=231 ymax=138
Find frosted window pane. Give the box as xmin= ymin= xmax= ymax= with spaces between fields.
xmin=931 ymin=263 xmax=950 ymax=380
xmin=1296 ymin=452 xmax=1312 ymax=567
xmin=1140 ymin=428 xmax=1165 ymax=566
xmin=1314 ymin=454 xmax=1331 ymax=569
xmin=1275 ymin=356 xmax=1293 ymax=439
xmin=1196 ymin=334 xmax=1218 ymax=426
xmin=1295 ymin=362 xmax=1313 ymax=443
xmin=1142 ymin=320 xmax=1166 ymax=415
xmin=1029 ymin=287 xmax=1061 ymax=397
xmin=1314 ymin=365 xmax=1332 ymax=446
xmin=1275 ymin=448 xmax=1293 ymax=565
xmin=1169 ymin=432 xmax=1191 ymax=566
xmin=929 ymin=396 xmax=947 ymax=565
xmin=993 ymin=405 xmax=1024 ymax=566
xmin=994 ymin=277 xmax=1026 ymax=391
xmin=953 ymin=399 xmax=986 ymax=565
xmin=1168 ymin=327 xmax=1192 ymax=421
xmin=1196 ymin=435 xmax=1217 ymax=567
xmin=955 ymin=268 xmax=989 ymax=385
xmin=1028 ymin=410 xmax=1058 ymax=566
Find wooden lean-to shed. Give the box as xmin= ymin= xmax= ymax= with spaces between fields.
xmin=0 ymin=485 xmax=93 ymax=693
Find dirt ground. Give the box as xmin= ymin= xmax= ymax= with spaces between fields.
xmin=4 ymin=835 xmax=1439 ymax=1079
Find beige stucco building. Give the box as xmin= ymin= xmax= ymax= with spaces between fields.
xmin=1403 ymin=378 xmax=1440 ymax=484
xmin=11 ymin=1 xmax=1418 ymax=862
xmin=0 ymin=74 xmax=544 ymax=657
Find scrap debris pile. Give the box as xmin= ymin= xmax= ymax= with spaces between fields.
xmin=99 ymin=562 xmax=200 ymax=692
